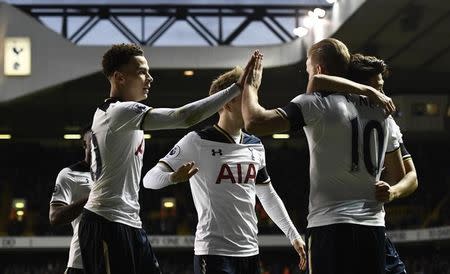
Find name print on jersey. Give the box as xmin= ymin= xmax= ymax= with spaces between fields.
xmin=216 ymin=163 xmax=256 ymax=184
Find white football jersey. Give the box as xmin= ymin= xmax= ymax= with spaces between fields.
xmin=85 ymin=99 xmax=150 ymax=228
xmin=278 ymin=93 xmax=400 ymax=228
xmin=160 ymin=125 xmax=270 ymax=257
xmin=50 ymin=161 xmax=92 ymax=269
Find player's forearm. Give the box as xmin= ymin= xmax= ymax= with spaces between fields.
xmin=142 ymin=84 xmax=240 ymax=130
xmin=307 ymin=74 xmax=375 ymax=96
xmin=49 ymin=197 xmax=88 ymax=226
xmin=391 ymin=170 xmax=418 ymax=200
xmin=143 ymin=163 xmax=174 ymax=189
xmin=256 ymin=184 xmax=301 ymax=243
xmin=242 ymin=88 xmax=283 ymax=136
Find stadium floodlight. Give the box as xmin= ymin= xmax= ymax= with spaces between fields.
xmin=0 ymin=134 xmax=12 ymax=139
xmin=14 ymin=201 xmax=25 ymax=209
xmin=314 ymin=8 xmax=326 ymax=18
xmin=64 ymin=134 xmax=81 ymax=140
xmin=184 ymin=70 xmax=194 ymax=76
xmin=272 ymin=133 xmax=290 ymax=139
xmin=144 ymin=134 xmax=151 ymax=139
xmin=162 ymin=198 xmax=176 ymax=208
xmin=293 ymin=27 xmax=308 ymax=37
xmin=16 ymin=210 xmax=24 ymax=216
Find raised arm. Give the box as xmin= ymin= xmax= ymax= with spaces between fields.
xmin=141 ymin=52 xmax=257 ymax=131
xmin=256 ymin=183 xmax=306 ymax=271
xmin=241 ymin=52 xmax=291 ymax=136
xmin=307 ymin=74 xmax=395 ymax=114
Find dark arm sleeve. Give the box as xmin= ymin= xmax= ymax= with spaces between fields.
xmin=277 ymin=102 xmax=306 ymax=131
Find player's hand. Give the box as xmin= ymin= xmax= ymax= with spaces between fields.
xmin=170 ymin=162 xmax=199 ymax=183
xmin=367 ymin=88 xmax=396 ymax=115
xmin=292 ymin=237 xmax=307 ymax=271
xmin=246 ymin=51 xmax=263 ymax=91
xmin=238 ymin=50 xmax=263 ymax=92
xmin=375 ymin=181 xmax=395 ymax=202
xmin=237 ymin=51 xmax=257 ymax=90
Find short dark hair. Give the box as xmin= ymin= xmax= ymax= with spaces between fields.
xmin=81 ymin=124 xmax=92 ymax=137
xmin=102 ymin=44 xmax=144 ymax=77
xmin=308 ymin=38 xmax=350 ymax=77
xmin=81 ymin=124 xmax=92 ymax=148
xmin=209 ymin=66 xmax=243 ymax=95
xmin=348 ymin=53 xmax=389 ymax=85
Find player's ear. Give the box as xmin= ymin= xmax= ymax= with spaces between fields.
xmin=316 ymin=64 xmax=323 ymax=75
xmin=113 ymin=71 xmax=125 ymax=84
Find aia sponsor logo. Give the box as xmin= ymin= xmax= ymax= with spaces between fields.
xmin=216 ymin=163 xmax=256 ymax=184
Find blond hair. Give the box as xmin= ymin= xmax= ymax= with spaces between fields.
xmin=209 ymin=66 xmax=244 ymax=95
xmin=308 ymin=38 xmax=350 ymax=77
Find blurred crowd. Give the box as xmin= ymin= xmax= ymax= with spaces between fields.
xmin=0 ymin=133 xmax=449 ymax=237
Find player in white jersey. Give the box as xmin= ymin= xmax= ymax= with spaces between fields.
xmin=142 ymin=67 xmax=306 ymax=274
xmin=78 ymin=44 xmax=260 ymax=274
xmin=307 ymin=53 xmax=418 ymax=274
xmin=241 ymin=39 xmax=405 ymax=274
xmin=49 ymin=127 xmax=92 ymax=274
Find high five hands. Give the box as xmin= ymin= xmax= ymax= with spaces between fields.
xmin=238 ymin=50 xmax=264 ymax=92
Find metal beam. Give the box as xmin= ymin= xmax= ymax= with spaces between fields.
xmin=14 ymin=4 xmax=329 ymax=46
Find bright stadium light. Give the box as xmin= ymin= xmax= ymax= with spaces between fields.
xmin=15 ymin=201 xmax=25 ymax=209
xmin=314 ymin=8 xmax=326 ymax=18
xmin=272 ymin=134 xmax=290 ymax=139
xmin=16 ymin=210 xmax=24 ymax=216
xmin=293 ymin=27 xmax=308 ymax=37
xmin=162 ymin=198 xmax=176 ymax=209
xmin=144 ymin=134 xmax=151 ymax=139
xmin=163 ymin=201 xmax=175 ymax=208
xmin=184 ymin=70 xmax=194 ymax=76
xmin=64 ymin=134 xmax=81 ymax=140
xmin=0 ymin=134 xmax=12 ymax=139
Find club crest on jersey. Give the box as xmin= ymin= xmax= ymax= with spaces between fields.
xmin=167 ymin=145 xmax=181 ymax=158
xmin=132 ymin=103 xmax=147 ymax=113
xmin=248 ymin=148 xmax=255 ymax=160
xmin=211 ymin=149 xmax=223 ymax=156
xmin=53 ymin=185 xmax=61 ymax=195
xmin=216 ymin=163 xmax=256 ymax=184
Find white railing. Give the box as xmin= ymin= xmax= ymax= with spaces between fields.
xmin=1 ymin=226 xmax=449 ymax=250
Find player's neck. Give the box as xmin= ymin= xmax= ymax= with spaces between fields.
xmin=217 ymin=117 xmax=242 ymax=137
xmin=109 ymin=86 xmax=133 ymax=101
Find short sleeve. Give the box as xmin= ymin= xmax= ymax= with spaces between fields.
xmin=277 ymin=93 xmax=325 ymax=130
xmin=109 ymin=102 xmax=151 ymax=131
xmin=159 ymin=132 xmax=198 ymax=171
xmin=386 ymin=116 xmax=401 ymax=153
xmin=400 ymin=143 xmax=412 ymax=160
xmin=50 ymin=168 xmax=73 ymax=205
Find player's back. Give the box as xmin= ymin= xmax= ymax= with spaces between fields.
xmin=298 ymin=93 xmax=397 ymax=228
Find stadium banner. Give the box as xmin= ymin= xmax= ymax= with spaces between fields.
xmin=1 ymin=226 xmax=449 ymax=249
xmin=387 ymin=225 xmax=450 ymax=243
